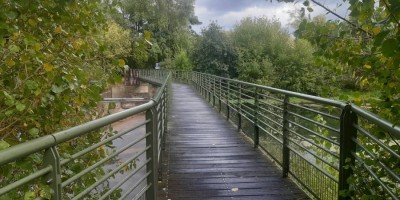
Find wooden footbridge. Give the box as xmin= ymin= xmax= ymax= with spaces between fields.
xmin=0 ymin=70 xmax=399 ymax=200
xmin=161 ymin=83 xmax=307 ymax=199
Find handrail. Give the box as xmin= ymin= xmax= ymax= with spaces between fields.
xmin=0 ymin=71 xmax=171 ymax=200
xmin=195 ymin=72 xmax=347 ymax=108
xmin=0 ymin=101 xmax=155 ymax=165
xmin=165 ymin=70 xmax=399 ymax=200
xmin=351 ymin=104 xmax=400 ymax=137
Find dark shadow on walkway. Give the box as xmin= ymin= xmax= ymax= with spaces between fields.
xmin=159 ymin=83 xmax=309 ymax=200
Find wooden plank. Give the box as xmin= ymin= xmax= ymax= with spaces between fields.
xmin=158 ymin=83 xmax=309 ymax=200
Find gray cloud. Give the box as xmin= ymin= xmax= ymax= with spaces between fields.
xmin=195 ymin=0 xmax=279 ymax=13
xmin=193 ymin=0 xmax=350 ymax=33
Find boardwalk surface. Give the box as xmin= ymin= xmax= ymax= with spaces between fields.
xmin=159 ymin=83 xmax=309 ymax=200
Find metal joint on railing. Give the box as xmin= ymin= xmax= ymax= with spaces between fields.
xmin=43 ymin=146 xmax=62 ymax=200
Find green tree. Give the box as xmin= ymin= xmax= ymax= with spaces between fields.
xmin=174 ymin=50 xmax=192 ymax=70
xmin=0 ymin=1 xmax=129 ymax=198
xmin=280 ymin=1 xmax=400 ymax=199
xmin=117 ymin=0 xmax=200 ymax=69
xmin=191 ymin=22 xmax=238 ymax=77
xmin=280 ymin=0 xmax=400 ymax=118
xmin=231 ymin=17 xmax=327 ymax=94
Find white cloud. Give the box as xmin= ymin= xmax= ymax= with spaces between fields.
xmin=192 ymin=0 xmax=350 ymax=34
xmin=218 ymin=4 xmax=295 ymax=29
xmin=193 ymin=3 xmax=297 ymax=33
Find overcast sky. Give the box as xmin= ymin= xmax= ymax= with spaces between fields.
xmin=192 ymin=0 xmax=349 ymax=34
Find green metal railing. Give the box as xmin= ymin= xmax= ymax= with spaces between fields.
xmin=170 ymin=70 xmax=398 ymax=200
xmin=0 ymin=71 xmax=170 ymax=200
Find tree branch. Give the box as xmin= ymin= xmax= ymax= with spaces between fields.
xmin=310 ymin=0 xmax=372 ymax=36
xmin=382 ymin=0 xmax=400 ymax=26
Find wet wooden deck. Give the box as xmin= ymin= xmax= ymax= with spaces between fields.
xmin=159 ymin=83 xmax=309 ymax=200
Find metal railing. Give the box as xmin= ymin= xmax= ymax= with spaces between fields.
xmin=0 ymin=71 xmax=170 ymax=200
xmin=1 ymin=69 xmax=399 ymax=200
xmin=178 ymin=71 xmax=398 ymax=200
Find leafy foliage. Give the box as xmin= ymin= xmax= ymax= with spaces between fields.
xmin=231 ymin=17 xmax=329 ymax=94
xmin=116 ymin=0 xmax=200 ymax=69
xmin=278 ymin=0 xmax=400 ymax=198
xmin=191 ymin=22 xmax=238 ymax=77
xmin=0 ymin=0 xmax=130 ymax=198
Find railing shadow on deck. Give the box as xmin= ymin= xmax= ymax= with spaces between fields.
xmin=0 ymin=71 xmax=171 ymax=200
xmin=142 ymin=70 xmax=399 ymax=200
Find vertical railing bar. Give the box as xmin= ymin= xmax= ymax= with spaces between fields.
xmin=219 ymin=79 xmax=222 ymax=113
xmin=338 ymin=105 xmax=357 ymax=200
xmin=227 ymin=81 xmax=230 ymax=120
xmin=213 ymin=76 xmax=216 ymax=106
xmin=253 ymin=87 xmax=259 ymax=148
xmin=145 ymin=108 xmax=158 ymax=200
xmin=207 ymin=75 xmax=211 ymax=103
xmin=237 ymin=83 xmax=242 ymax=131
xmin=282 ymin=95 xmax=290 ymax=178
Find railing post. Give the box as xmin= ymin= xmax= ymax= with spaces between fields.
xmin=146 ymin=107 xmax=158 ymax=200
xmin=213 ymin=76 xmax=216 ymax=106
xmin=338 ymin=105 xmax=357 ymax=200
xmin=219 ymin=79 xmax=222 ymax=113
xmin=162 ymin=88 xmax=167 ymax=150
xmin=207 ymin=75 xmax=211 ymax=103
xmin=237 ymin=84 xmax=242 ymax=131
xmin=282 ymin=95 xmax=290 ymax=178
xmin=44 ymin=147 xmax=62 ymax=200
xmin=253 ymin=87 xmax=259 ymax=148
xmin=201 ymin=74 xmax=204 ymax=97
xmin=226 ymin=81 xmax=230 ymax=121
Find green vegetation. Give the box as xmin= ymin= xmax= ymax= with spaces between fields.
xmin=116 ymin=0 xmax=200 ymax=69
xmin=191 ymin=22 xmax=237 ymax=77
xmin=1 ymin=0 xmax=399 ymax=199
xmin=188 ymin=1 xmax=400 ymax=199
xmin=0 ymin=0 xmax=199 ymax=199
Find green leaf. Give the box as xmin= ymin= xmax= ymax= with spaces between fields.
xmin=25 ymin=80 xmax=38 ymax=90
xmin=109 ymin=102 xmax=116 ymax=109
xmin=144 ymin=30 xmax=151 ymax=40
xmin=5 ymin=11 xmax=18 ymax=20
xmin=28 ymin=128 xmax=39 ymax=137
xmin=51 ymin=85 xmax=64 ymax=94
xmin=5 ymin=110 xmax=13 ymax=116
xmin=39 ymin=184 xmax=52 ymax=199
xmin=381 ymin=38 xmax=398 ymax=57
xmin=23 ymin=191 xmax=35 ymax=200
xmin=307 ymin=7 xmax=313 ymax=12
xmin=0 ymin=140 xmax=10 ymax=150
xmin=303 ymin=0 xmax=310 ymax=7
xmin=8 ymin=45 xmax=20 ymax=53
xmin=16 ymin=102 xmax=26 ymax=111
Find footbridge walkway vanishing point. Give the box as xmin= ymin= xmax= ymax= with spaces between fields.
xmin=0 ymin=70 xmax=399 ymax=200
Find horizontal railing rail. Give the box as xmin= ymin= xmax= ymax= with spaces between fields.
xmin=163 ymin=70 xmax=399 ymax=200
xmin=0 ymin=71 xmax=171 ymax=200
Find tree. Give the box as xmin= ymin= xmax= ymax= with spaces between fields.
xmin=0 ymin=1 xmax=129 ymax=198
xmin=191 ymin=22 xmax=238 ymax=77
xmin=278 ymin=1 xmax=400 ymax=199
xmin=231 ymin=17 xmax=327 ymax=94
xmin=117 ymin=0 xmax=200 ymax=69
xmin=280 ymin=0 xmax=400 ymax=118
